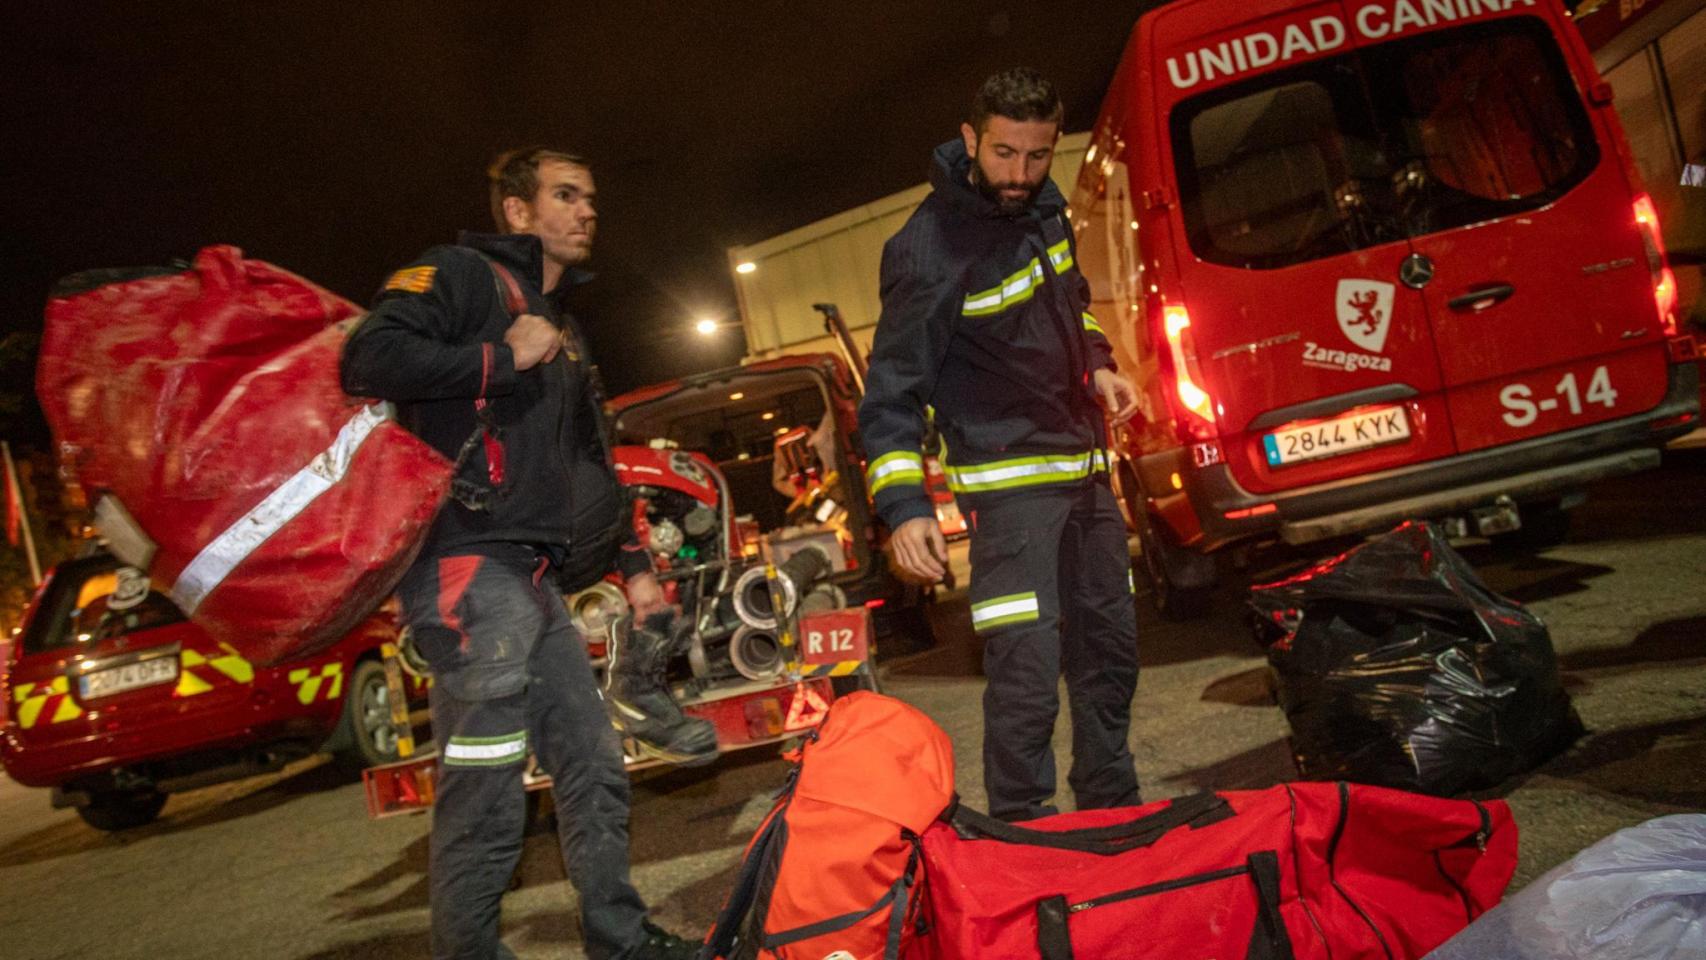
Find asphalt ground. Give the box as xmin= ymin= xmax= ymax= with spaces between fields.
xmin=2 ymin=449 xmax=1703 ymax=959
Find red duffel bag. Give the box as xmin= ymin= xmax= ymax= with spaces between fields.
xmin=37 ymin=246 xmax=452 ymax=664
xmin=913 ymin=782 xmax=1516 ymax=960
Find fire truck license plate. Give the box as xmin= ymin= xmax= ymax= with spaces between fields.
xmin=1263 ymin=405 xmax=1410 ymax=467
xmin=79 ymin=657 xmax=179 ymax=699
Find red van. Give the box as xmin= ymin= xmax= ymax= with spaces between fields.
xmin=1071 ymin=0 xmax=1700 ymax=615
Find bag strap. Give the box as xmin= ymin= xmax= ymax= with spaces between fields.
xmin=760 ymin=841 xmax=921 ymax=959
xmin=697 ymin=800 xmax=791 ymax=960
xmin=950 ymin=792 xmax=1232 ymax=856
xmin=447 ymin=253 xmax=530 ymax=511
xmin=1036 ymin=895 xmax=1076 ymax=960
xmin=481 ymin=256 xmax=529 ymax=318
xmin=1032 ymin=851 xmax=1295 ymax=960
xmin=1247 ymin=851 xmax=1297 ymax=960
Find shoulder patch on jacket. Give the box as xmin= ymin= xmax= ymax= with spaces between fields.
xmin=383 ymin=265 xmax=437 ymax=294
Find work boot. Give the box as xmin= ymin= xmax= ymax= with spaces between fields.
xmin=605 ymin=612 xmax=719 ymax=766
xmin=630 ymin=920 xmax=700 ymax=960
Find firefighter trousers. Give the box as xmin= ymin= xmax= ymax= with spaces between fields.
xmin=962 ymin=479 xmax=1140 ymax=821
xmin=397 ymin=545 xmax=647 ymax=960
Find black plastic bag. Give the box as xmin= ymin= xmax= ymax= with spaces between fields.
xmin=1249 ymin=521 xmax=1581 ymax=795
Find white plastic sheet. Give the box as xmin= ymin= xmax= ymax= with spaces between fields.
xmin=1426 ymin=815 xmax=1706 ymax=960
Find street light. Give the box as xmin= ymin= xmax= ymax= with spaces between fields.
xmin=735 ymin=262 xmax=757 ymax=275
xmin=694 ymin=318 xmax=719 ymax=336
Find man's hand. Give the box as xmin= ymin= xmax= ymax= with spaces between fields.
xmin=889 ymin=516 xmax=948 ymax=585
xmin=504 ymin=314 xmax=561 ymax=371
xmin=1093 ymin=368 xmax=1140 ymax=425
xmin=623 ymin=572 xmax=670 ymax=622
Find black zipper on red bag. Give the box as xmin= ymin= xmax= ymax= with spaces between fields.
xmin=1434 ymin=799 xmax=1494 ymax=921
xmin=1065 ymin=862 xmax=1251 ymax=914
xmin=1283 ymin=784 xmax=1334 ymax=958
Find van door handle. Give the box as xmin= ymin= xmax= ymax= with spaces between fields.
xmin=1447 ymin=284 xmax=1514 ymax=312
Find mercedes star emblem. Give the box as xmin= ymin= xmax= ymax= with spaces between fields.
xmin=1399 ymin=253 xmax=1435 ymax=289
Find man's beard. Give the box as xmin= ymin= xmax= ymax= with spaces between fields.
xmin=971 ymin=160 xmax=1045 ymax=215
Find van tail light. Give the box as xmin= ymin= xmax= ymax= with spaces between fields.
xmin=1634 ymin=194 xmax=1678 ymax=333
xmin=1161 ymin=303 xmax=1219 ymax=441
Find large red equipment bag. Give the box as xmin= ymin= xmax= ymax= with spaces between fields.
xmin=914 ymin=782 xmax=1516 ymax=960
xmin=698 ymin=691 xmax=956 ymax=960
xmin=37 ymin=246 xmax=451 ymax=664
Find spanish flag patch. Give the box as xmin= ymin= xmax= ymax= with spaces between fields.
xmin=383 ymin=265 xmax=437 ymax=294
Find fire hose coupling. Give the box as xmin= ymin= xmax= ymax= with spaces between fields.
xmin=731 ymin=546 xmax=834 ymax=630
xmin=729 ymin=624 xmax=787 ymax=681
xmin=565 ymin=581 xmax=630 ymax=637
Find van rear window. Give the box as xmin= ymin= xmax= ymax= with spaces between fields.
xmin=1173 ymin=17 xmax=1598 ymax=270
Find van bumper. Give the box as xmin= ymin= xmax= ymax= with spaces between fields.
xmin=1176 ymin=361 xmax=1700 ymax=549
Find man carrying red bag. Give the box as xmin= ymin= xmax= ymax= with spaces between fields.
xmin=340 ymin=147 xmax=701 ymax=960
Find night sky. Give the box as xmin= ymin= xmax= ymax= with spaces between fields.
xmin=3 ymin=1 xmax=1154 ymax=445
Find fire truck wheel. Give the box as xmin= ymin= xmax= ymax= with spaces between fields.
xmin=330 ymin=660 xmax=401 ymax=774
xmin=77 ymin=787 xmax=167 ymax=831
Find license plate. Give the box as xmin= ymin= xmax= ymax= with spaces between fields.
xmin=1263 ymin=405 xmax=1410 ymax=467
xmin=79 ymin=657 xmax=179 ymax=700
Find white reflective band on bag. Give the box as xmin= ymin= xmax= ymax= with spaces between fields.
xmin=947 ymin=450 xmax=1109 ymax=493
xmin=444 ymin=732 xmax=529 ymax=765
xmin=971 ymin=592 xmax=1040 ymax=631
xmin=866 ymin=450 xmax=925 ymax=495
xmin=171 ymin=403 xmax=391 ymax=614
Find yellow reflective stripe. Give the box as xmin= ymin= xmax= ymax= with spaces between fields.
xmin=14 ymin=682 xmax=44 ymax=728
xmin=207 ymin=643 xmax=253 ymax=684
xmin=971 ymin=592 xmax=1040 ymax=632
xmin=1082 ymin=312 xmax=1104 ymax=335
xmin=866 ymin=451 xmax=925 ymax=495
xmin=288 ymin=662 xmax=345 ymax=704
xmin=13 ymin=677 xmax=82 ymax=728
xmin=947 ymin=449 xmax=1112 ymax=493
xmin=962 ymin=259 xmax=1044 ymax=317
xmin=800 ymin=661 xmax=864 ymax=677
xmin=1047 ymin=239 xmax=1074 ymax=274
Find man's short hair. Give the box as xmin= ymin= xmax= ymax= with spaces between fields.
xmin=487 ymin=146 xmax=589 ymax=232
xmin=969 ymin=67 xmax=1064 ymax=134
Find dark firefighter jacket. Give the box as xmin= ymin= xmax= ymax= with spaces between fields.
xmin=857 ymin=138 xmax=1117 ymax=529
xmin=340 ymin=232 xmax=648 ymax=585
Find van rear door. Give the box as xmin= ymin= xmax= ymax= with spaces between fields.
xmin=1155 ymin=0 xmax=1453 ymax=498
xmin=1379 ymin=14 xmax=1674 ymax=453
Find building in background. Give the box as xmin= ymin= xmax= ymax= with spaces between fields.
xmin=726 ymin=133 xmax=1091 ymax=362
xmin=1578 ymin=0 xmax=1704 ymax=322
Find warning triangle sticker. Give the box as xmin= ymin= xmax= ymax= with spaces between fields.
xmin=784 ymin=682 xmax=830 ymax=731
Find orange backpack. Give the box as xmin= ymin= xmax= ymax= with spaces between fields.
xmin=698 ymin=691 xmax=956 ymax=960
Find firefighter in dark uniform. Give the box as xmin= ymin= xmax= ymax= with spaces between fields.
xmin=340 ymin=147 xmax=698 ymax=960
xmin=858 ymin=70 xmax=1144 ymax=822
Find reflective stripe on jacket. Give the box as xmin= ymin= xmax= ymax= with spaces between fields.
xmin=857 ymin=139 xmax=1116 ymax=528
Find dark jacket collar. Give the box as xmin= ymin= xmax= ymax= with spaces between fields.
xmin=455 ymin=231 xmax=595 ymax=300
xmin=928 ymin=138 xmax=1067 ymax=223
